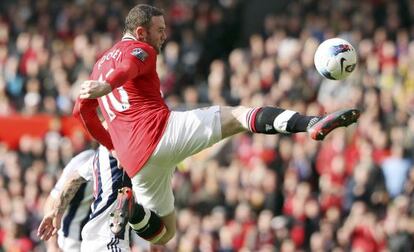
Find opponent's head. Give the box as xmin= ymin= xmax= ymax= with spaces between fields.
xmin=124 ymin=4 xmax=166 ymax=54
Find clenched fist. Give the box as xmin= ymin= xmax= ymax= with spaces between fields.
xmin=80 ymin=80 xmax=112 ymax=99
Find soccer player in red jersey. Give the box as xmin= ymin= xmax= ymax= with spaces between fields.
xmin=73 ymin=4 xmax=360 ymax=245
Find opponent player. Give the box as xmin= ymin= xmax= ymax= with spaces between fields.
xmin=42 ymin=149 xmax=94 ymax=252
xmin=74 ymin=4 xmax=360 ymax=245
xmin=37 ymin=146 xmax=165 ymax=251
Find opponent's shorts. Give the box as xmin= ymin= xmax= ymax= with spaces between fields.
xmin=81 ymin=236 xmax=130 ymax=252
xmin=57 ymin=236 xmax=81 ymax=252
xmin=81 ymin=198 xmax=131 ymax=252
xmin=131 ymin=106 xmax=222 ymax=216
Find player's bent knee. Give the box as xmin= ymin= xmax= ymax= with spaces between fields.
xmin=153 ymin=228 xmax=175 ymax=245
xmin=152 ymin=211 xmax=176 ymax=245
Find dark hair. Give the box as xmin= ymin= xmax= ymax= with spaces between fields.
xmin=124 ymin=4 xmax=164 ymax=34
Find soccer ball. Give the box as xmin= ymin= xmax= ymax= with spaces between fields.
xmin=314 ymin=38 xmax=357 ymax=80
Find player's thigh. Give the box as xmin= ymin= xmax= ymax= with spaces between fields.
xmin=81 ymin=237 xmax=130 ymax=252
xmin=57 ymin=236 xmax=81 ymax=252
xmin=131 ymin=162 xmax=175 ymax=217
xmin=151 ymin=106 xmax=222 ymax=166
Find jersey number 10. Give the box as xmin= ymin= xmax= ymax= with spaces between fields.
xmin=98 ymin=69 xmax=130 ymax=121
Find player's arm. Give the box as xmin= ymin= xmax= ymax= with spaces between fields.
xmin=53 ymin=172 xmax=87 ymax=216
xmin=73 ymin=98 xmax=114 ymax=150
xmin=74 ymin=57 xmax=142 ymax=149
xmin=42 ymin=195 xmax=61 ymax=251
xmin=79 ymin=59 xmax=140 ymax=99
xmin=37 ymin=172 xmax=87 ymax=241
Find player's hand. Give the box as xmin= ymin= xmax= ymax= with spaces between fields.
xmin=80 ymin=80 xmax=112 ymax=99
xmin=37 ymin=211 xmax=62 ymax=241
xmin=45 ymin=234 xmax=60 ymax=252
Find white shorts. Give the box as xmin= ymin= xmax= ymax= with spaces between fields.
xmin=81 ymin=236 xmax=130 ymax=252
xmin=131 ymin=106 xmax=222 ymax=216
xmin=57 ymin=236 xmax=81 ymax=252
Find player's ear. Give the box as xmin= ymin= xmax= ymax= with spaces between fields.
xmin=135 ymin=26 xmax=147 ymax=41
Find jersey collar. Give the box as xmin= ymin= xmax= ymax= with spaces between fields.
xmin=122 ymin=33 xmax=137 ymax=41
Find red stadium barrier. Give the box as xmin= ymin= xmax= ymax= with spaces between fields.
xmin=0 ymin=115 xmax=89 ymax=149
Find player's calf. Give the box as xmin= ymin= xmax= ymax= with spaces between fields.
xmin=129 ymin=204 xmax=167 ymax=244
xmin=230 ymin=106 xmax=360 ymax=140
xmin=233 ymin=106 xmax=318 ymax=134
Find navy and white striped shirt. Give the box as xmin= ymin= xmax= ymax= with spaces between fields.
xmin=78 ymin=146 xmax=132 ymax=241
xmin=51 ymin=150 xmax=94 ymax=241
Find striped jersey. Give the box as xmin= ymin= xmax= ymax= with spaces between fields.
xmin=50 ymin=150 xmax=95 ymax=241
xmin=78 ymin=146 xmax=132 ymax=241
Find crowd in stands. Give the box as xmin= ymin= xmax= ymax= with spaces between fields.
xmin=1 ymin=0 xmax=414 ymax=251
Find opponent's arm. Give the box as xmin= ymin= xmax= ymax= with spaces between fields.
xmin=54 ymin=173 xmax=87 ymax=216
xmin=37 ymin=172 xmax=87 ymax=241
xmin=42 ymin=196 xmax=61 ymax=251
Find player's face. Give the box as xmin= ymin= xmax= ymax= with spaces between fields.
xmin=146 ymin=16 xmax=166 ymax=54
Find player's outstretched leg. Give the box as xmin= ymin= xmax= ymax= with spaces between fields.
xmin=221 ymin=106 xmax=360 ymax=140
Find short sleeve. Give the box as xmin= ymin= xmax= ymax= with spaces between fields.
xmin=50 ymin=150 xmax=95 ymax=199
xmin=122 ymin=44 xmax=155 ymax=76
xmin=104 ymin=42 xmax=156 ymax=89
xmin=77 ymin=153 xmax=95 ymax=181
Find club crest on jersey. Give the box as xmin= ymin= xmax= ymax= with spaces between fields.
xmin=131 ymin=48 xmax=148 ymax=62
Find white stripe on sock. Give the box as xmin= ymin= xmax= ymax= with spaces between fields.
xmin=130 ymin=207 xmax=151 ymax=230
xmin=273 ymin=110 xmax=296 ymax=133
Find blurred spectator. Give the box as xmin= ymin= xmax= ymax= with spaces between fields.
xmin=382 ymin=144 xmax=411 ymax=198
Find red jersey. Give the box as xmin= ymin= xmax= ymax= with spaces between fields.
xmin=74 ymin=36 xmax=170 ymax=177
